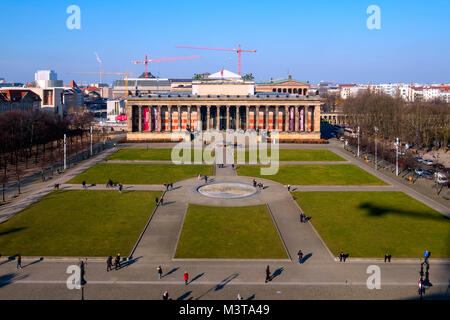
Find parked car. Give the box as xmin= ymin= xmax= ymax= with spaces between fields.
xmin=414 ymin=157 xmax=424 ymax=163
xmin=422 ymin=171 xmax=433 ymax=179
xmin=432 ymin=163 xmax=445 ymax=170
xmin=422 ymin=159 xmax=433 ymax=165
xmin=414 ymin=168 xmax=424 ymax=176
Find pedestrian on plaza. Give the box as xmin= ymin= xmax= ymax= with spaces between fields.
xmin=237 ymin=293 xmax=243 ymax=300
xmin=184 ymin=271 xmax=189 ymax=285
xmin=157 ymin=266 xmax=163 ymax=279
xmin=287 ymin=185 xmax=291 ymax=192
xmin=339 ymin=251 xmax=344 ymax=262
xmin=170 ymin=183 xmax=173 ymax=190
xmin=107 ymin=255 xmax=112 ymax=272
xmin=204 ymin=175 xmax=208 ymax=183
xmin=54 ymin=183 xmax=60 ymax=190
xmin=198 ymin=173 xmax=202 ymax=180
xmin=163 ymin=291 xmax=170 ymax=300
xmin=160 ymin=197 xmax=164 ymax=206
xmin=298 ymin=250 xmax=303 ymax=264
xmin=115 ymin=253 xmax=121 ymax=270
xmin=300 ymin=213 xmax=304 ymax=222
xmin=164 ymin=184 xmax=168 ymax=191
xmin=155 ymin=197 xmax=159 ymax=206
xmin=265 ymin=265 xmax=271 ymax=283
xmin=118 ymin=184 xmax=123 ymax=193
xmin=16 ymin=254 xmax=22 ymax=269
xmin=82 ymin=180 xmax=86 ymax=189
xmin=253 ymin=179 xmax=257 ymax=187
xmin=384 ymin=253 xmax=392 ymax=263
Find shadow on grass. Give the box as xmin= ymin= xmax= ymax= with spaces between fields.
xmin=0 ymin=227 xmax=27 ymax=237
xmin=359 ymin=202 xmax=449 ymax=222
xmin=0 ymin=273 xmax=28 ymax=288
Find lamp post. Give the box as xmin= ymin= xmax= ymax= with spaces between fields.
xmin=90 ymin=126 xmax=93 ymax=157
xmin=395 ymin=137 xmax=399 ymax=176
xmin=63 ymin=134 xmax=67 ymax=170
xmin=374 ymin=127 xmax=378 ymax=170
xmin=357 ymin=126 xmax=360 ymax=158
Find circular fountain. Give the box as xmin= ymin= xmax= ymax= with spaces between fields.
xmin=197 ymin=182 xmax=257 ymax=199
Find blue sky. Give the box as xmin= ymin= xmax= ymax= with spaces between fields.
xmin=1 ymin=0 xmax=449 ymax=84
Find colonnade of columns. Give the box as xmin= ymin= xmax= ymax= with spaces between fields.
xmin=130 ymin=104 xmax=319 ymax=133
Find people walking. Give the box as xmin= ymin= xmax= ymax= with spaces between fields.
xmin=237 ymin=293 xmax=243 ymax=300
xmin=82 ymin=180 xmax=86 ymax=189
xmin=163 ymin=291 xmax=170 ymax=300
xmin=107 ymin=255 xmax=112 ymax=272
xmin=424 ymin=250 xmax=430 ymax=262
xmin=298 ymin=250 xmax=303 ymax=264
xmin=287 ymin=184 xmax=291 ymax=192
xmin=118 ymin=184 xmax=123 ymax=193
xmin=16 ymin=254 xmax=22 ymax=269
xmin=265 ymin=265 xmax=271 ymax=283
xmin=339 ymin=251 xmax=344 ymax=262
xmin=157 ymin=266 xmax=163 ymax=279
xmin=184 ymin=271 xmax=189 ymax=285
xmin=115 ymin=253 xmax=121 ymax=270
xmin=160 ymin=197 xmax=164 ymax=206
xmin=155 ymin=197 xmax=159 ymax=206
xmin=384 ymin=253 xmax=391 ymax=263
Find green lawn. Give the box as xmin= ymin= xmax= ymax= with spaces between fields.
xmin=175 ymin=204 xmax=288 ymax=259
xmin=236 ymin=164 xmax=387 ymax=185
xmin=293 ymin=191 xmax=450 ymax=258
xmin=0 ymin=190 xmax=161 ymax=256
xmin=107 ymin=148 xmax=215 ymax=162
xmin=69 ymin=163 xmax=214 ymax=185
xmin=235 ymin=149 xmax=345 ymax=163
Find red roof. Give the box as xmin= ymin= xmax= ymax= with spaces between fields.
xmin=86 ymin=86 xmax=100 ymax=92
xmin=0 ymin=89 xmax=41 ymax=102
xmin=67 ymin=80 xmax=79 ymax=88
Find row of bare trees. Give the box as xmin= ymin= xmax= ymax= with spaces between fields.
xmin=0 ymin=108 xmax=94 ymax=200
xmin=344 ymin=91 xmax=450 ymax=150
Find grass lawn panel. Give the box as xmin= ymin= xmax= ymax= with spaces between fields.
xmin=235 ymin=149 xmax=345 ymax=162
xmin=293 ymin=191 xmax=450 ymax=258
xmin=236 ymin=164 xmax=387 ymax=185
xmin=0 ymin=190 xmax=162 ymax=256
xmin=175 ymin=204 xmax=287 ymax=259
xmin=69 ymin=163 xmax=214 ymax=185
xmin=107 ymin=148 xmax=214 ymax=162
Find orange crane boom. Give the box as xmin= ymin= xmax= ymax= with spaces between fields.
xmin=176 ymin=44 xmax=256 ymax=75
xmin=132 ymin=54 xmax=200 ymax=78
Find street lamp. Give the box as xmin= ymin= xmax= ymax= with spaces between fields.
xmin=374 ymin=127 xmax=378 ymax=170
xmin=395 ymin=137 xmax=399 ymax=176
xmin=357 ymin=126 xmax=360 ymax=158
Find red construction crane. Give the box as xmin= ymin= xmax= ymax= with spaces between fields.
xmin=132 ymin=54 xmax=200 ymax=78
xmin=176 ymin=44 xmax=256 ymax=75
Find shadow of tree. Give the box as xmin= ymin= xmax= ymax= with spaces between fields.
xmin=359 ymin=202 xmax=449 ymax=222
xmin=0 ymin=273 xmax=28 ymax=288
xmin=0 ymin=227 xmax=27 ymax=237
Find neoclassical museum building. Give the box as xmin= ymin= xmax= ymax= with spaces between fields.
xmin=126 ymin=70 xmax=322 ymax=141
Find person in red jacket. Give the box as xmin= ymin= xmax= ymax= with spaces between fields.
xmin=184 ymin=271 xmax=189 ymax=285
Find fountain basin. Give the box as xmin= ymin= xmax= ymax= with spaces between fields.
xmin=197 ymin=182 xmax=257 ymax=199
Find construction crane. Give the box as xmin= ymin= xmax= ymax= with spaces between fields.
xmin=132 ymin=54 xmax=200 ymax=78
xmin=176 ymin=44 xmax=256 ymax=75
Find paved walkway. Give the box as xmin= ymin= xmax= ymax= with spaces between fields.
xmin=1 ymin=142 xmax=449 ymax=300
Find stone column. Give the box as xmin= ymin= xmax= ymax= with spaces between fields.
xmin=265 ymin=106 xmax=269 ymax=130
xmin=236 ymin=106 xmax=240 ymax=130
xmin=207 ymin=105 xmax=210 ymax=130
xmin=285 ymin=106 xmax=289 ymax=131
xmin=275 ymin=105 xmax=279 ymax=130
xmin=226 ymin=106 xmax=230 ymax=130
xmin=157 ymin=106 xmax=162 ymax=131
xmin=187 ymin=105 xmax=191 ymax=131
xmin=177 ymin=106 xmax=181 ymax=131
xmin=305 ymin=106 xmax=309 ymax=132
xmin=216 ymin=106 xmax=220 ymax=130
xmin=168 ymin=105 xmax=172 ymax=132
xmin=138 ymin=106 xmax=142 ymax=132
xmin=295 ymin=106 xmax=299 ymax=132
xmin=255 ymin=106 xmax=260 ymax=130
xmin=148 ymin=106 xmax=152 ymax=131
xmin=245 ymin=106 xmax=249 ymax=130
